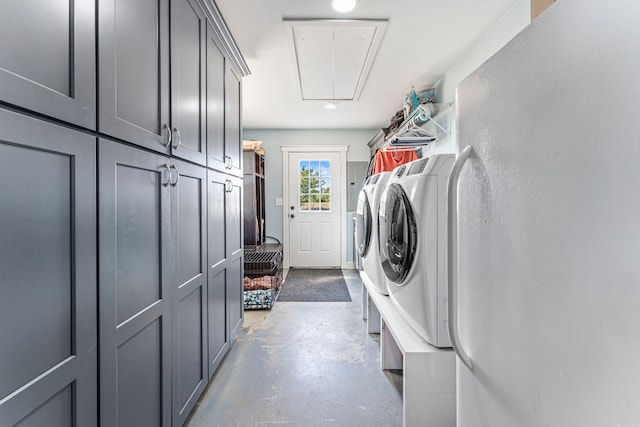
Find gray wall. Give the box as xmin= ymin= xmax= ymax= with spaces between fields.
xmin=242 ymin=128 xmax=375 ymax=242
xmin=435 ymin=0 xmax=530 ymax=103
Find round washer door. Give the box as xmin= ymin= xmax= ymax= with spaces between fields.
xmin=378 ymin=183 xmax=417 ymax=283
xmin=355 ymin=190 xmax=372 ymax=257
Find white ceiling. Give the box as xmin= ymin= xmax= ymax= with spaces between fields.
xmin=283 ymin=19 xmax=388 ymax=102
xmin=215 ymin=0 xmax=520 ymax=130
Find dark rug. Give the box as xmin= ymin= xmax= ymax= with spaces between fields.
xmin=277 ymin=268 xmax=351 ymax=302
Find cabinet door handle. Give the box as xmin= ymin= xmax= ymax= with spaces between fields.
xmin=225 ymin=179 xmax=232 ymax=193
xmin=225 ymin=155 xmax=232 ymax=169
xmin=161 ymin=163 xmax=172 ymax=187
xmin=447 ymin=145 xmax=473 ymax=371
xmin=172 ymin=128 xmax=182 ymax=150
xmin=170 ymin=164 xmax=179 ymax=187
xmin=163 ymin=124 xmax=172 ymax=148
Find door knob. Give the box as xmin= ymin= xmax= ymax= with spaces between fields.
xmin=290 ymin=214 xmax=295 ymax=219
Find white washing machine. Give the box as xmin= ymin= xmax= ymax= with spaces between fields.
xmin=355 ymin=171 xmax=392 ymax=294
xmin=378 ymin=154 xmax=454 ymax=347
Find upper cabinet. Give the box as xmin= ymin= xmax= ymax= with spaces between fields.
xmin=224 ymin=64 xmax=243 ymax=176
xmin=98 ymin=0 xmax=248 ymax=166
xmin=170 ymin=0 xmax=207 ymax=166
xmin=0 ymin=0 xmax=96 ymax=129
xmin=98 ymin=0 xmax=171 ymax=154
xmin=206 ymin=23 xmax=227 ymax=172
xmin=207 ymin=24 xmax=243 ymax=177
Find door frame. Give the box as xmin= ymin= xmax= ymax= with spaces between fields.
xmin=281 ymin=145 xmax=349 ymax=269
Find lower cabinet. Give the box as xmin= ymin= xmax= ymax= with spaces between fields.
xmin=207 ymin=170 xmax=243 ymax=377
xmin=99 ymin=140 xmax=242 ymax=426
xmin=171 ymin=159 xmax=209 ymax=426
xmin=0 ymin=109 xmax=97 ymax=426
xmin=98 ymin=140 xmax=173 ymax=427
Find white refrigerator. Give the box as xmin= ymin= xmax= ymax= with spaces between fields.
xmin=450 ymin=0 xmax=640 ymax=425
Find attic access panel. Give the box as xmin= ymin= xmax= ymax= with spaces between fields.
xmin=283 ymin=19 xmax=388 ymax=102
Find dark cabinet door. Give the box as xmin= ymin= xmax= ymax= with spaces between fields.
xmin=225 ymin=64 xmax=243 ymax=176
xmin=99 ymin=140 xmax=172 ymax=427
xmin=206 ymin=23 xmax=227 ymax=172
xmin=207 ymin=169 xmax=227 ymax=270
xmin=98 ymin=0 xmax=171 ymax=154
xmin=170 ymin=159 xmax=208 ymax=427
xmin=0 ymin=1 xmax=96 ymax=128
xmin=226 ymin=176 xmax=244 ymax=340
xmin=206 ymin=170 xmax=243 ymax=375
xmin=227 ymin=256 xmax=244 ymax=341
xmin=170 ymin=0 xmax=206 ymax=166
xmin=207 ymin=170 xmax=228 ymax=377
xmin=226 ymin=174 xmax=244 ymax=258
xmin=0 ymin=109 xmax=97 ymax=426
xmin=207 ymin=268 xmax=229 ymax=378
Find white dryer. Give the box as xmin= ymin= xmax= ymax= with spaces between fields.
xmin=378 ymin=154 xmax=454 ymax=347
xmin=355 ymin=171 xmax=392 ymax=294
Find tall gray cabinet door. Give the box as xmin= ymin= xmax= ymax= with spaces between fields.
xmin=207 ymin=170 xmax=229 ymax=377
xmin=98 ymin=0 xmax=171 ymax=154
xmin=227 ymin=256 xmax=244 ymax=342
xmin=206 ymin=23 xmax=227 ymax=172
xmin=226 ymin=176 xmax=244 ymax=339
xmin=170 ymin=0 xmax=207 ymax=166
xmin=207 ymin=268 xmax=228 ymax=378
xmin=0 ymin=109 xmax=97 ymax=426
xmin=226 ymin=175 xmax=244 ymax=259
xmin=99 ymin=140 xmax=172 ymax=427
xmin=208 ymin=170 xmax=228 ymax=271
xmin=0 ymin=1 xmax=96 ymax=128
xmin=224 ymin=64 xmax=243 ymax=176
xmin=170 ymin=160 xmax=207 ymax=427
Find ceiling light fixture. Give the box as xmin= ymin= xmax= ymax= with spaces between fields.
xmin=324 ymin=102 xmax=338 ymax=110
xmin=331 ymin=0 xmax=357 ymax=13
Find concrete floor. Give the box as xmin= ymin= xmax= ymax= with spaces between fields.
xmin=186 ymin=269 xmax=403 ymax=427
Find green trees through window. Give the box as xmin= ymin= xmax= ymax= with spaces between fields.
xmin=299 ymin=160 xmax=331 ymax=211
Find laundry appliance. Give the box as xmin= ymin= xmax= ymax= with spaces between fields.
xmin=355 ymin=171 xmax=392 ymax=294
xmin=378 ymin=154 xmax=454 ymax=347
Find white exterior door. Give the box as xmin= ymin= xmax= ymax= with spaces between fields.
xmin=286 ymin=150 xmax=342 ymax=267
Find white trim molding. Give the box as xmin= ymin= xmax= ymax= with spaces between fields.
xmin=281 ymin=145 xmax=350 ymax=269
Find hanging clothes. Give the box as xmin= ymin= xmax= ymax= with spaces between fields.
xmin=372 ymin=149 xmax=418 ymax=174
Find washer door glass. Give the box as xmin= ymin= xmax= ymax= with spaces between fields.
xmin=378 ymin=183 xmax=417 ymax=283
xmin=355 ymin=190 xmax=372 ymax=257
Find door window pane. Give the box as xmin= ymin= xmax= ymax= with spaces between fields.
xmin=298 ymin=158 xmax=331 ymax=211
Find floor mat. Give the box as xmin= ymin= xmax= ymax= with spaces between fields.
xmin=277 ymin=268 xmax=351 ymax=302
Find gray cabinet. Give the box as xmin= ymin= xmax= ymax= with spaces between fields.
xmin=98 ymin=0 xmax=171 ymax=153
xmin=226 ymin=178 xmax=244 ymax=339
xmin=2 ymin=1 xmax=248 ymax=425
xmin=0 ymin=1 xmax=96 ymax=128
xmin=99 ymin=143 xmax=214 ymax=427
xmin=99 ymin=140 xmax=172 ymax=427
xmin=228 ymin=255 xmax=244 ymax=340
xmin=206 ymin=22 xmax=227 ymax=173
xmin=170 ymin=0 xmax=207 ymax=166
xmin=171 ymin=159 xmax=208 ymax=427
xmin=225 ymin=64 xmax=244 ymax=177
xmin=207 ymin=170 xmax=243 ymax=376
xmin=0 ymin=108 xmax=97 ymax=426
xmin=206 ymin=24 xmax=243 ymax=177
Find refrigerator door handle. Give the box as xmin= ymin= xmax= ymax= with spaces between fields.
xmin=447 ymin=145 xmax=473 ymax=371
